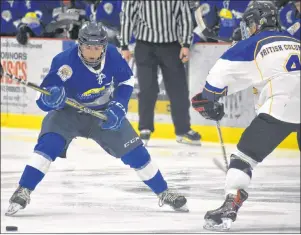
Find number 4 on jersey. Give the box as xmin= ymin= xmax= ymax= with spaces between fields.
xmin=285 ymin=54 xmax=301 ymax=72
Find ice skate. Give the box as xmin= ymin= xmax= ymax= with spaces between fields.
xmin=158 ymin=189 xmax=189 ymax=212
xmin=203 ymin=189 xmax=248 ymax=231
xmin=5 ymin=186 xmax=32 ymax=216
xmin=176 ymin=130 xmax=201 ymax=145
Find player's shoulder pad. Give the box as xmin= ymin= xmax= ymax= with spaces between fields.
xmin=221 ymin=31 xmax=300 ymax=62
xmin=106 ymin=43 xmax=128 ymax=63
xmin=221 ymin=38 xmax=257 ymax=62
xmin=52 ymin=44 xmax=78 ymax=65
xmin=106 ymin=43 xmax=122 ymax=57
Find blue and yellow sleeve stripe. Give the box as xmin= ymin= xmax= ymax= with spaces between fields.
xmin=203 ymin=82 xmax=228 ymax=101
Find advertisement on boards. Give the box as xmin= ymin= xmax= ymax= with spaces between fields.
xmin=1 ymin=37 xmax=62 ymax=115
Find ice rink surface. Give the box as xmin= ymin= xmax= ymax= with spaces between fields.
xmin=1 ymin=127 xmax=300 ymax=233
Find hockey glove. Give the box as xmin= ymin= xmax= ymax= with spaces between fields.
xmin=16 ymin=24 xmax=33 ymax=45
xmin=191 ymin=92 xmax=225 ymax=121
xmin=40 ymin=86 xmax=67 ymax=111
xmin=232 ymin=27 xmax=242 ymax=42
xmin=100 ymin=101 xmax=126 ymax=130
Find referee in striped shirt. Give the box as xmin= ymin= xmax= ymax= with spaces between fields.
xmin=120 ymin=0 xmax=201 ymax=145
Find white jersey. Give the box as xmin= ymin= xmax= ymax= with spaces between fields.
xmin=202 ymin=30 xmax=300 ymax=124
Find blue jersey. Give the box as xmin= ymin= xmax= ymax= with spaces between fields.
xmin=37 ymin=44 xmax=134 ymax=111
xmin=286 ymin=17 xmax=301 ymax=40
xmin=279 ymin=3 xmax=300 ymax=40
xmin=193 ymin=0 xmax=250 ymax=43
xmin=85 ymin=0 xmax=122 ymax=29
xmin=15 ymin=1 xmax=62 ymax=36
xmin=0 ymin=0 xmax=21 ymax=35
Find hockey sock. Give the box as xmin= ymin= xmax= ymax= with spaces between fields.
xmin=19 ymin=133 xmax=66 ymax=190
xmin=19 ymin=153 xmax=51 ymax=190
xmin=225 ymin=155 xmax=253 ymax=196
xmin=121 ymin=145 xmax=168 ymax=194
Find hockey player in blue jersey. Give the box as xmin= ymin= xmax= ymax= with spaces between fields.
xmin=0 ymin=0 xmax=21 ymax=35
xmin=84 ymin=0 xmax=121 ymax=29
xmin=277 ymin=0 xmax=300 ymax=39
xmin=84 ymin=0 xmax=122 ymax=46
xmin=5 ymin=21 xmax=188 ymax=216
xmin=193 ymin=0 xmax=251 ymax=43
xmin=15 ymin=1 xmax=87 ymax=44
xmin=14 ymin=1 xmax=61 ymax=44
xmin=191 ymin=1 xmax=300 ymax=231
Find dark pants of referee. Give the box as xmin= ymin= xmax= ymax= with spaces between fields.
xmin=134 ymin=40 xmax=191 ymax=135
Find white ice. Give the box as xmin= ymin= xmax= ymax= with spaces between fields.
xmin=1 ymin=127 xmax=300 ymax=233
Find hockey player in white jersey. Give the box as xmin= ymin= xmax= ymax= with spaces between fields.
xmin=191 ymin=1 xmax=300 ymax=231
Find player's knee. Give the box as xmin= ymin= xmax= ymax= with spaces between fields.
xmin=233 ymin=147 xmax=259 ymax=169
xmin=34 ymin=133 xmax=66 ymax=161
xmin=229 ymin=154 xmax=253 ymax=178
xmin=224 ymin=154 xmax=254 ymax=196
xmin=121 ymin=145 xmax=160 ymax=182
xmin=121 ymin=145 xmax=150 ymax=169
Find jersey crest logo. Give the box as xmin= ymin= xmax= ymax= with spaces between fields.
xmin=96 ymin=73 xmax=106 ymax=85
xmin=1 ymin=10 xmax=12 ymax=22
xmin=57 ymin=65 xmax=73 ymax=82
xmin=103 ymin=3 xmax=113 ymax=15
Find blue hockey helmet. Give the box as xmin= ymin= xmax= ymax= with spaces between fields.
xmin=78 ymin=21 xmax=108 ymax=67
xmin=240 ymin=1 xmax=280 ymax=40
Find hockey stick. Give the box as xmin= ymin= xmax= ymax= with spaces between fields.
xmin=194 ymin=4 xmax=233 ymax=43
xmin=213 ymin=121 xmax=229 ymax=173
xmin=0 ymin=65 xmax=107 ymax=121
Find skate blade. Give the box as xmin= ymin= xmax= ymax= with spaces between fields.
xmin=173 ymin=204 xmax=189 ymax=213
xmin=142 ymin=139 xmax=149 ymax=147
xmin=176 ymin=138 xmax=201 ymax=146
xmin=5 ymin=203 xmax=23 ymax=216
xmin=203 ymin=218 xmax=232 ymax=231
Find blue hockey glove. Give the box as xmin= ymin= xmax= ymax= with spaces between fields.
xmin=40 ymin=86 xmax=67 ymax=110
xmin=100 ymin=101 xmax=126 ymax=130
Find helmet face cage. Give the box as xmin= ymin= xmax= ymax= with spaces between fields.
xmin=78 ymin=21 xmax=108 ymax=67
xmin=240 ymin=21 xmax=252 ymax=40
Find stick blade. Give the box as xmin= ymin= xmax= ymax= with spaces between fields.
xmin=213 ymin=158 xmax=227 ymax=173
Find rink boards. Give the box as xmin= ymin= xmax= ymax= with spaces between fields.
xmin=0 ymin=37 xmax=298 ymax=149
xmin=1 ymin=112 xmax=297 ymax=149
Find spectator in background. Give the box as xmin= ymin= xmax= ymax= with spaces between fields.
xmin=84 ymin=0 xmax=121 ymax=29
xmin=1 ymin=0 xmax=122 ymax=47
xmin=277 ymin=0 xmax=300 ymax=40
xmin=120 ymin=1 xmax=201 ymax=146
xmin=84 ymin=0 xmax=122 ymax=46
xmin=192 ymin=0 xmax=250 ymax=43
xmin=14 ymin=1 xmax=60 ymax=45
xmin=1 ymin=0 xmax=22 ymax=36
xmin=12 ymin=0 xmax=86 ymax=45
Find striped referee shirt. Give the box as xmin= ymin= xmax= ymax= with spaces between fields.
xmin=120 ymin=0 xmax=193 ymax=50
